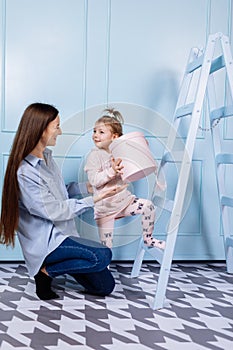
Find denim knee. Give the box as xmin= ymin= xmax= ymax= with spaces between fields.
xmin=96 ymin=246 xmax=112 ymax=269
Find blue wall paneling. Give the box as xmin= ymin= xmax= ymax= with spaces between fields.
xmin=0 ymin=0 xmax=232 ymax=261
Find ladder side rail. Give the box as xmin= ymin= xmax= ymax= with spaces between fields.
xmin=219 ymin=35 xmax=233 ymax=244
xmin=221 ymin=184 xmax=233 ymax=273
xmin=154 ymin=48 xmax=202 ymax=199
xmin=153 ymin=150 xmax=192 ymax=309
xmin=208 ymin=75 xmax=222 ymax=153
xmin=153 ymin=34 xmax=217 ymax=309
xmin=165 ymin=48 xmax=201 ymax=153
xmin=130 ymin=237 xmax=146 ymax=277
xmin=208 ymin=91 xmax=228 ymax=229
xmin=211 ymin=137 xmax=228 ymax=210
xmin=208 ymin=75 xmax=230 ymax=237
xmin=132 ymin=48 xmax=202 ymax=281
xmin=157 ymin=40 xmax=216 ymax=190
xmin=208 ymin=75 xmax=223 ymax=193
xmin=220 ymin=35 xmax=233 ymax=101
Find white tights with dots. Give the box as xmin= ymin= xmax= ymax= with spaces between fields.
xmin=96 ymin=197 xmax=166 ymax=250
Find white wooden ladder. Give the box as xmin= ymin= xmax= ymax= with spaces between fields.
xmin=130 ymin=32 xmax=233 ymax=309
xmin=208 ymin=34 xmax=233 ymax=274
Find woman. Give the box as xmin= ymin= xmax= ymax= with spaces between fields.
xmin=0 ymin=102 xmax=119 ymax=300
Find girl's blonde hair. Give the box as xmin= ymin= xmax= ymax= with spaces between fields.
xmin=96 ymin=108 xmax=124 ymax=136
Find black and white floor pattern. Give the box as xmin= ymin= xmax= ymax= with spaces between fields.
xmin=0 ymin=262 xmax=233 ymax=350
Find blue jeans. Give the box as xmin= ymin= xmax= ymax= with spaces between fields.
xmin=44 ymin=236 xmax=115 ymax=296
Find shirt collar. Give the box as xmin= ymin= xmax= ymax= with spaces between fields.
xmin=24 ymin=148 xmax=52 ymax=167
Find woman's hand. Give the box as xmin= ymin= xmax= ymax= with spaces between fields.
xmin=93 ymin=184 xmax=128 ymax=203
xmin=86 ymin=182 xmax=93 ymax=194
xmin=111 ymin=157 xmax=124 ymax=175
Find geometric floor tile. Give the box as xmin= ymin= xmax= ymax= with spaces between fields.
xmin=0 ymin=262 xmax=233 ymax=349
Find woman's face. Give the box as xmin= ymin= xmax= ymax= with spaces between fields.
xmin=41 ymin=115 xmax=62 ymax=147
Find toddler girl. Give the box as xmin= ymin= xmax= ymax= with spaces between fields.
xmin=84 ymin=108 xmax=166 ymax=250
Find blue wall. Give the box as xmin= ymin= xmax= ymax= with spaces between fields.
xmin=0 ymin=0 xmax=233 ymax=260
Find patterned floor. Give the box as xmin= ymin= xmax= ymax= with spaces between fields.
xmin=0 ymin=262 xmax=233 ymax=350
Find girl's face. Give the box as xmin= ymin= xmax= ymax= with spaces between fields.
xmin=92 ymin=122 xmax=118 ymax=151
xmin=41 ymin=115 xmax=62 ymax=147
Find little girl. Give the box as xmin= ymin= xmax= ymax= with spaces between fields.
xmin=84 ymin=108 xmax=166 ymax=250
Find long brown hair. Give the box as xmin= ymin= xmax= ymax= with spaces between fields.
xmin=0 ymin=102 xmax=59 ymax=246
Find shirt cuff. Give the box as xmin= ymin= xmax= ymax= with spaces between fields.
xmin=80 ymin=196 xmax=94 ymax=207
xmin=78 ymin=182 xmax=89 ymax=195
xmin=66 ymin=182 xmax=88 ymax=197
xmin=106 ymin=167 xmax=116 ymax=178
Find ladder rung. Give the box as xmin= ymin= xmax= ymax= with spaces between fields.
xmin=162 ymin=151 xmax=184 ymax=163
xmin=221 ymin=196 xmax=233 ymax=207
xmin=186 ymin=54 xmax=204 ymax=73
xmin=226 ymin=237 xmax=233 ymax=248
xmin=186 ymin=54 xmax=224 ymax=74
xmin=153 ymin=195 xmax=173 ymax=212
xmin=216 ymin=153 xmax=233 ymax=164
xmin=210 ymin=105 xmax=233 ymax=123
xmin=210 ymin=55 xmax=225 ymax=74
xmin=144 ymin=246 xmax=164 ymax=264
xmin=175 ymin=103 xmax=194 ymax=119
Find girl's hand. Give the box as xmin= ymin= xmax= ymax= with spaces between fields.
xmin=93 ymin=184 xmax=128 ymax=203
xmin=111 ymin=157 xmax=124 ymax=175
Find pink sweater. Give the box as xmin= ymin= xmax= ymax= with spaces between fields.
xmin=84 ymin=148 xmax=134 ymax=219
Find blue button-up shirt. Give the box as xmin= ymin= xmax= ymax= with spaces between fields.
xmin=17 ymin=148 xmax=94 ymax=276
